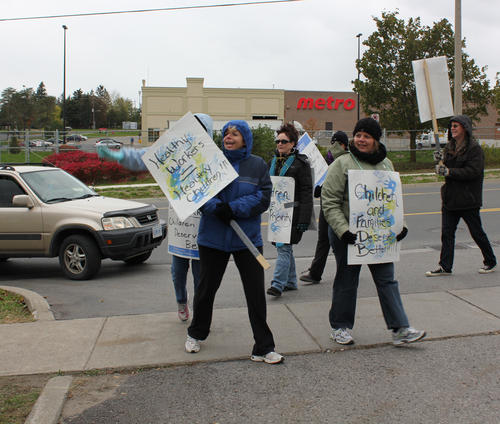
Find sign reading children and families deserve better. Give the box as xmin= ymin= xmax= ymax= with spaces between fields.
xmin=142 ymin=112 xmax=238 ymax=221
xmin=348 ymin=170 xmax=404 ymax=265
xmin=167 ymin=205 xmax=201 ymax=259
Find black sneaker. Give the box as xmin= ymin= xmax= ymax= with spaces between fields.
xmin=299 ymin=271 xmax=320 ymax=284
xmin=425 ymin=267 xmax=451 ymax=277
xmin=266 ymin=286 xmax=282 ymax=297
xmin=478 ymin=264 xmax=496 ymax=274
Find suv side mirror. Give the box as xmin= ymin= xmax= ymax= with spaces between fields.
xmin=12 ymin=194 xmax=34 ymax=209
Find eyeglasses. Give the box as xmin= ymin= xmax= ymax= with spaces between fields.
xmin=275 ymin=139 xmax=292 ymax=144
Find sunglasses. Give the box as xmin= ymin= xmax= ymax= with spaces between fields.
xmin=275 ymin=139 xmax=292 ymax=144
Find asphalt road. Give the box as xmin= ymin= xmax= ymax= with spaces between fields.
xmin=1 ymin=181 xmax=500 ymax=320
xmin=60 ymin=334 xmax=500 ymax=424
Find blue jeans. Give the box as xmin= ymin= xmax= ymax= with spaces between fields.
xmin=271 ymin=244 xmax=297 ymax=292
xmin=171 ymin=255 xmax=201 ymax=304
xmin=328 ymin=227 xmax=409 ymax=330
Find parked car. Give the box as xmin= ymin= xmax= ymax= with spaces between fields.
xmin=66 ymin=134 xmax=87 ymax=142
xmin=46 ymin=138 xmax=66 ymax=144
xmin=0 ymin=163 xmax=167 ymax=280
xmin=95 ymin=138 xmax=123 ymax=150
xmin=31 ymin=139 xmax=54 ymax=148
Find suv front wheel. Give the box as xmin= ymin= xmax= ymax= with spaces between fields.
xmin=59 ymin=235 xmax=102 ymax=280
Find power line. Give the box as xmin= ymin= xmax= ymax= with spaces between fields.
xmin=0 ymin=0 xmax=303 ymax=22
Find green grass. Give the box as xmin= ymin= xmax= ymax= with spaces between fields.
xmin=0 ymin=289 xmax=34 ymax=324
xmin=0 ymin=387 xmax=41 ymax=424
xmin=0 ymin=151 xmax=53 ymax=164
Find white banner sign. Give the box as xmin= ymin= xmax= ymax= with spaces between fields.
xmin=348 ymin=170 xmax=404 ymax=264
xmin=142 ymin=112 xmax=238 ymax=221
xmin=268 ymin=176 xmax=295 ymax=243
xmin=412 ymin=56 xmax=454 ymax=123
xmin=297 ymin=132 xmax=329 ymax=187
xmin=167 ymin=205 xmax=201 ymax=259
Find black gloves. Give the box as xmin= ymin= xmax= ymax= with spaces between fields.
xmin=296 ymin=223 xmax=309 ymax=233
xmin=341 ymin=231 xmax=357 ymax=245
xmin=214 ymin=202 xmax=233 ymax=225
xmin=396 ymin=227 xmax=408 ymax=242
xmin=314 ymin=185 xmax=322 ymax=198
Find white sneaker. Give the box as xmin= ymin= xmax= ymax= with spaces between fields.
xmin=250 ymin=351 xmax=284 ymax=364
xmin=177 ymin=303 xmax=189 ymax=321
xmin=392 ymin=327 xmax=426 ymax=346
xmin=185 ymin=335 xmax=200 ymax=353
xmin=478 ymin=264 xmax=496 ymax=274
xmin=330 ymin=328 xmax=354 ymax=345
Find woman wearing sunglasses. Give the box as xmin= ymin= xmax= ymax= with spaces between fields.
xmin=267 ymin=123 xmax=313 ymax=297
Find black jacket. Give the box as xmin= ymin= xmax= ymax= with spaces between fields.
xmin=269 ymin=151 xmax=313 ymax=244
xmin=441 ymin=115 xmax=484 ymax=211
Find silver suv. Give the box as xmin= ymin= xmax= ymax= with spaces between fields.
xmin=0 ymin=163 xmax=166 ymax=280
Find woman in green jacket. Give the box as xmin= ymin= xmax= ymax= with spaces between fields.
xmin=321 ymin=118 xmax=425 ymax=347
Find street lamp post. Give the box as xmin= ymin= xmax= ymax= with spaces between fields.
xmin=356 ymin=33 xmax=362 ymax=121
xmin=62 ymin=24 xmax=68 ymax=142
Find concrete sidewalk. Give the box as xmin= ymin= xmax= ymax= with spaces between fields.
xmin=1 ymin=286 xmax=499 ymax=377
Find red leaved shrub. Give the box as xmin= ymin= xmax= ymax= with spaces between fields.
xmin=43 ymin=151 xmax=147 ymax=185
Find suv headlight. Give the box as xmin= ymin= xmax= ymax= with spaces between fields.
xmin=102 ymin=217 xmax=135 ymax=230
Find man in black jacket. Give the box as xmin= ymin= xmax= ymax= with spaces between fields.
xmin=426 ymin=115 xmax=497 ymax=276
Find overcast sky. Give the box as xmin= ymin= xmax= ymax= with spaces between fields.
xmin=2 ymin=0 xmax=498 ymax=105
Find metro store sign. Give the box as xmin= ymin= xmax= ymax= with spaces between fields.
xmin=296 ymin=97 xmax=356 ymax=111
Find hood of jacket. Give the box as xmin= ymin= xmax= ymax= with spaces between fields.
xmin=448 ymin=115 xmax=473 ymax=141
xmin=194 ymin=113 xmax=213 ymax=139
xmin=221 ymin=120 xmax=252 ymax=161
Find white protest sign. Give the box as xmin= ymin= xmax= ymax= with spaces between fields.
xmin=167 ymin=204 xmax=201 ymax=259
xmin=412 ymin=56 xmax=454 ymax=123
xmin=348 ymin=170 xmax=403 ymax=265
xmin=141 ymin=112 xmax=238 ymax=221
xmin=297 ymin=132 xmax=329 ymax=187
xmin=268 ymin=176 xmax=295 ymax=243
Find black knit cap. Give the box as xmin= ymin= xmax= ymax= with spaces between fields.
xmin=353 ymin=117 xmax=382 ymax=142
xmin=331 ymin=131 xmax=349 ymax=146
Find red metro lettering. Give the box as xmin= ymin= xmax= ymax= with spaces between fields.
xmin=296 ymin=97 xmax=356 ymax=111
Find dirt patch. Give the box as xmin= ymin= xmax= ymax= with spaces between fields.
xmin=60 ymin=373 xmax=129 ymax=421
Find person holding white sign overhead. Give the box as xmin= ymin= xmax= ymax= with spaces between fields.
xmin=97 ymin=113 xmax=213 ymax=322
xmin=322 ymin=117 xmax=425 ymax=347
xmin=267 ymin=123 xmax=313 ymax=297
xmin=185 ymin=120 xmax=283 ymax=364
xmin=426 ymin=115 xmax=497 ymax=276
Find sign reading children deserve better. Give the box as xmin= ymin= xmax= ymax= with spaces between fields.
xmin=268 ymin=176 xmax=295 ymax=244
xmin=142 ymin=112 xmax=238 ymax=221
xmin=348 ymin=170 xmax=403 ymax=265
xmin=167 ymin=205 xmax=201 ymax=259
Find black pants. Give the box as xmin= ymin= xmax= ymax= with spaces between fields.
xmin=308 ymin=206 xmax=332 ymax=280
xmin=188 ymin=245 xmax=275 ymax=356
xmin=439 ymin=207 xmax=497 ymax=272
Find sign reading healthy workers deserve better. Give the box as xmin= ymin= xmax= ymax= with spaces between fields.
xmin=347 ymin=170 xmax=403 ymax=265
xmin=167 ymin=205 xmax=201 ymax=259
xmin=268 ymin=176 xmax=295 ymax=244
xmin=297 ymin=132 xmax=329 ymax=188
xmin=142 ymin=112 xmax=238 ymax=221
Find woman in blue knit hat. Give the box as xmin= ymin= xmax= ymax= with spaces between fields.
xmin=185 ymin=120 xmax=283 ymax=364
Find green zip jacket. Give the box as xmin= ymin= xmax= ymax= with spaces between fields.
xmin=321 ymin=151 xmax=394 ymax=238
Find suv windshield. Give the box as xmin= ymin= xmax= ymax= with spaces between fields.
xmin=21 ymin=169 xmax=97 ymax=203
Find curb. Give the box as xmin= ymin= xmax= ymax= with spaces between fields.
xmin=0 ymin=286 xmax=54 ymax=321
xmin=25 ymin=376 xmax=73 ymax=424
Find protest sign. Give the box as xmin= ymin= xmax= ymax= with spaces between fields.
xmin=141 ymin=112 xmax=238 ymax=221
xmin=297 ymin=132 xmax=329 ymax=187
xmin=348 ymin=170 xmax=403 ymax=265
xmin=167 ymin=205 xmax=201 ymax=259
xmin=412 ymin=56 xmax=454 ymax=123
xmin=268 ymin=176 xmax=295 ymax=243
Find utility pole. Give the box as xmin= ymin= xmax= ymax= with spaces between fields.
xmin=454 ymin=0 xmax=462 ymax=114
